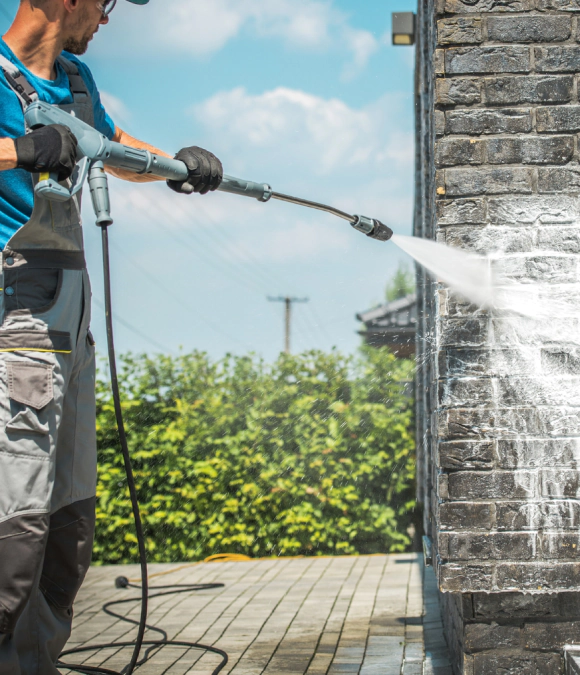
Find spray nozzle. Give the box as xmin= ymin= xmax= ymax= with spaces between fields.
xmin=368 ymin=219 xmax=394 ymax=242
xmin=352 ymin=215 xmax=393 ymax=242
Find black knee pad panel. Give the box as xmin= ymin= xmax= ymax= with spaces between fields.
xmin=39 ymin=496 xmax=95 ymax=610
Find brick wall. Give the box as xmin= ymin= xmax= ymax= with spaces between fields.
xmin=415 ymin=0 xmax=580 ymax=672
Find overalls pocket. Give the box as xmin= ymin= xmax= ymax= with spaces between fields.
xmin=3 ymin=268 xmax=62 ymax=316
xmin=6 ymin=361 xmax=54 ymax=436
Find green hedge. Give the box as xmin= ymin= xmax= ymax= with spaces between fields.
xmin=93 ymin=348 xmax=416 ymax=563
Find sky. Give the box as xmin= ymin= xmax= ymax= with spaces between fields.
xmin=0 ymin=0 xmax=417 ymax=360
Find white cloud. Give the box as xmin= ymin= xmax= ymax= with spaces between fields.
xmin=97 ymin=0 xmax=378 ymax=76
xmin=192 ymin=87 xmax=413 ymax=176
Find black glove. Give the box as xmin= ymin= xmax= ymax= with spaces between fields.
xmin=14 ymin=124 xmax=78 ymax=181
xmin=167 ymin=146 xmax=223 ymax=195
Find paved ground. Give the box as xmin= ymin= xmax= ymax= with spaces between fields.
xmin=60 ymin=553 xmax=452 ymax=675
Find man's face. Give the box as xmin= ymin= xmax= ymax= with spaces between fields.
xmin=63 ymin=0 xmax=109 ymax=55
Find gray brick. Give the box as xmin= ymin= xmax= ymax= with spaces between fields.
xmin=441 ymin=406 xmax=580 ymax=439
xmin=436 ymin=79 xmax=482 ymax=106
xmin=541 ymin=532 xmax=580 ymax=558
xmin=494 ymin=254 xmax=578 ymax=283
xmin=473 ymin=592 xmax=559 ymax=619
xmin=488 ymin=16 xmax=571 ymax=42
xmin=444 ymin=225 xmax=534 ymax=254
xmin=537 ymin=106 xmax=580 ymax=132
xmin=435 ymin=109 xmax=445 ymax=137
xmin=438 ymin=17 xmax=483 ymax=45
xmin=535 ymin=653 xmax=562 ymax=673
xmin=488 ymin=195 xmax=580 ymax=224
xmin=496 ymin=502 xmax=539 ymax=531
xmin=498 ymin=439 xmax=580 ymax=469
xmin=497 ymin=562 xmax=580 ymax=591
xmin=445 ymin=0 xmax=534 ymax=11
xmin=447 ymin=533 xmax=535 ymax=562
xmin=497 ymin=500 xmax=580 ymax=532
xmin=473 ymin=652 xmax=534 ymax=675
xmin=438 ymin=440 xmax=495 ymax=470
xmin=535 ymin=46 xmax=580 ymax=72
xmin=498 ymin=375 xmax=580 ymax=406
xmin=446 ymin=108 xmax=532 ymax=135
xmin=445 ymin=292 xmax=489 ymax=321
xmin=484 ymin=75 xmax=573 ymax=105
xmin=437 ymin=198 xmax=486 ymax=225
xmin=447 ymin=470 xmax=536 ymax=501
xmin=438 ymin=502 xmax=494 ymax=531
xmin=539 ymin=167 xmax=580 ymax=192
xmin=435 ymin=48 xmax=445 ymax=75
xmin=491 ymin=316 xmax=580 ymax=346
xmin=464 ymin=623 xmax=521 ymax=652
xmin=435 ymin=139 xmax=484 ymax=167
xmin=442 ymin=167 xmax=533 ymax=196
xmin=439 ymin=378 xmax=494 ymax=408
xmin=538 ymin=0 xmax=580 ymax=8
xmin=537 ymin=226 xmax=580 ymax=253
xmin=440 ymin=318 xmax=489 ymax=347
xmin=542 ymin=346 xmax=580 ymax=374
xmin=439 ymin=347 xmax=534 ymax=378
xmin=524 ymin=620 xmax=580 ymax=648
xmin=541 ymin=469 xmax=580 ymax=498
xmin=438 ymin=563 xmax=494 ymax=593
xmin=486 ymin=136 xmax=573 ymax=165
xmin=539 ymin=501 xmax=580 ymax=529
xmin=446 ymin=47 xmax=530 ymax=75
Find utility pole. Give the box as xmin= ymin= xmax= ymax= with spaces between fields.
xmin=267 ymin=296 xmax=309 ymax=354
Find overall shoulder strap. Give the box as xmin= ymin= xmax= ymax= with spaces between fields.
xmin=56 ymin=55 xmax=90 ymax=103
xmin=0 ymin=53 xmax=38 ymax=107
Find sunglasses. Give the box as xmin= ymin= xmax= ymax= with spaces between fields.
xmin=97 ymin=0 xmax=117 ymax=16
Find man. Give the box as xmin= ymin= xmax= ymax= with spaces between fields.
xmin=0 ymin=1 xmax=223 ymax=672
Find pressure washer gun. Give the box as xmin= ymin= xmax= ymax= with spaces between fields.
xmin=23 ymin=101 xmax=393 ymax=241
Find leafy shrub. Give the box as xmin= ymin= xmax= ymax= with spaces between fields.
xmin=93 ymin=348 xmax=416 ymax=563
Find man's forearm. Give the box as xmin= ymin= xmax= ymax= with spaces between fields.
xmin=107 ymin=127 xmax=172 ymax=183
xmin=0 ymin=138 xmax=18 ymax=170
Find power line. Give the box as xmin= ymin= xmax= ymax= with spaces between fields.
xmin=130 ymin=200 xmax=264 ymax=294
xmin=92 ymin=296 xmax=174 ymax=354
xmin=108 ymin=239 xmax=253 ymax=351
xmin=125 ymin=197 xmax=314 ymax=349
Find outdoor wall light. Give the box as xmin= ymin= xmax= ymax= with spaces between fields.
xmin=392 ymin=12 xmax=415 ymax=46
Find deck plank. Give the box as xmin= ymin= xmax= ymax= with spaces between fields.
xmin=62 ymin=555 xmax=451 ymax=675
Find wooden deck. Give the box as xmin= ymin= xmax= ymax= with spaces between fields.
xmin=62 ymin=553 xmax=452 ymax=675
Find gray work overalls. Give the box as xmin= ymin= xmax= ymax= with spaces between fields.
xmin=0 ymin=54 xmax=97 ymax=674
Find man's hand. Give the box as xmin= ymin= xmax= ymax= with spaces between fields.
xmin=14 ymin=125 xmax=78 ymax=181
xmin=167 ymin=146 xmax=223 ymax=195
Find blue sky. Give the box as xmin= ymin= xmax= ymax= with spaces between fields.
xmin=1 ymin=0 xmax=417 ymax=359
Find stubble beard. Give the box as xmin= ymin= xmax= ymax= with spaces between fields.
xmin=63 ymin=30 xmax=93 ymax=55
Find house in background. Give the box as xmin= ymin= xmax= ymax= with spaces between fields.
xmin=356 ymin=293 xmax=417 ymax=357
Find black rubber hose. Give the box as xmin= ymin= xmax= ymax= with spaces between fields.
xmin=56 ymin=223 xmax=228 ymax=675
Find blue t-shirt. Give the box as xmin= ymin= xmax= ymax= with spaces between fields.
xmin=0 ymin=39 xmax=115 ymax=248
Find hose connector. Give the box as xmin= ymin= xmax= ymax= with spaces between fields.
xmin=352 ymin=215 xmax=393 ymax=242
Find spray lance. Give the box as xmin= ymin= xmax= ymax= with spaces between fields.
xmin=24 ymin=101 xmax=393 ymax=241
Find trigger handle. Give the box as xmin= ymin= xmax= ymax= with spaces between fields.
xmin=35 ymin=172 xmax=73 ymax=202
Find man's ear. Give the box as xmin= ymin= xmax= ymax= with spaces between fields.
xmin=63 ymin=0 xmax=79 ymax=13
